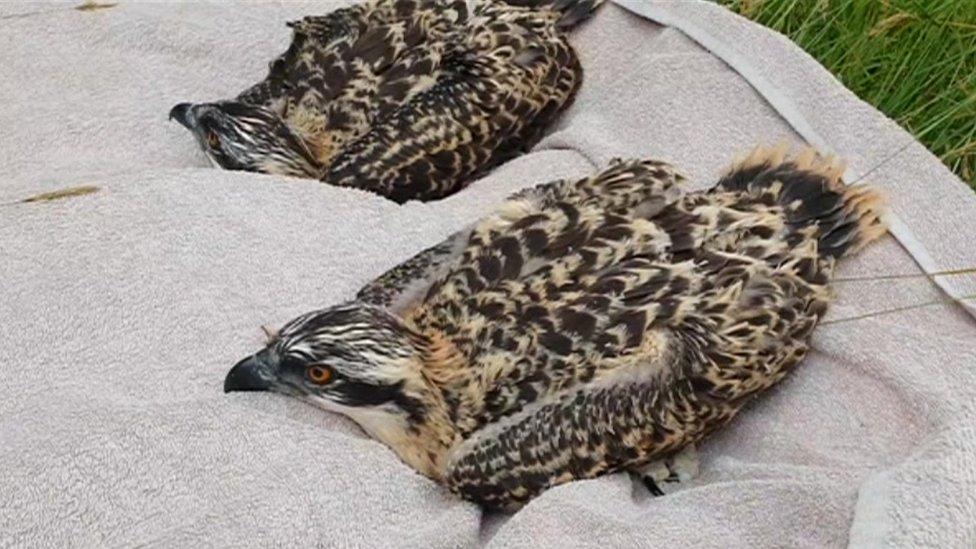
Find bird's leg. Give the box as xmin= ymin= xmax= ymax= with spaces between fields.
xmin=632 ymin=443 xmax=700 ymax=497
xmin=634 ymin=460 xmax=670 ymax=496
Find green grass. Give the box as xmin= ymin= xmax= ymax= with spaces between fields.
xmin=719 ymin=0 xmax=976 ymax=189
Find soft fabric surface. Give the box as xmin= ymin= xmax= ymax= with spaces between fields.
xmin=1 ymin=1 xmax=974 ymax=547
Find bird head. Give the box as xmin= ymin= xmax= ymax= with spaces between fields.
xmin=169 ymin=101 xmax=319 ymax=178
xmin=224 ymin=303 xmax=430 ymax=427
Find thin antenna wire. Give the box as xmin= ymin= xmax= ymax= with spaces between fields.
xmin=820 ymin=293 xmax=976 ymax=326
xmin=830 ymin=108 xmax=976 ymax=319
xmin=844 ymin=91 xmax=976 ymax=186
xmin=833 ymin=266 xmax=976 ymax=283
xmin=845 ymin=138 xmax=918 ymax=186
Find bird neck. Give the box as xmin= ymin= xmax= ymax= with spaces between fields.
xmin=258 ymin=145 xmax=321 ymax=179
xmin=347 ymin=329 xmax=467 ymax=480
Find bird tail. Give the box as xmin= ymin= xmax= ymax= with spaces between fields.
xmin=499 ymin=0 xmax=605 ymax=29
xmin=716 ymin=144 xmax=888 ymax=259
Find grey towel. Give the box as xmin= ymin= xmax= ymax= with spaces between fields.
xmin=1 ymin=1 xmax=974 ymax=547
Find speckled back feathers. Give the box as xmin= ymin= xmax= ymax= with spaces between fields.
xmin=235 ymin=0 xmax=603 ymax=202
xmin=379 ymin=146 xmax=888 ymax=507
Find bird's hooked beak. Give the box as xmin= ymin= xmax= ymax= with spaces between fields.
xmin=168 ymin=102 xmax=198 ymax=130
xmin=224 ymin=348 xmax=276 ymax=393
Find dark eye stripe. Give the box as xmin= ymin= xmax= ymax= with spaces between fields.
xmin=331 ymin=379 xmax=402 ymax=407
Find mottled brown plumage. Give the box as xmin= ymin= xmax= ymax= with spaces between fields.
xmin=226 ymin=146 xmax=887 ymax=509
xmin=170 ymin=0 xmax=602 ymax=203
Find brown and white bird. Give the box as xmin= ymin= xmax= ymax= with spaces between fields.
xmin=225 ymin=146 xmax=887 ymax=509
xmin=169 ymin=0 xmax=602 ymax=203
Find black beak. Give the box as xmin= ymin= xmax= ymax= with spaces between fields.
xmin=168 ymin=102 xmax=195 ymax=129
xmin=224 ymin=350 xmax=275 ymax=393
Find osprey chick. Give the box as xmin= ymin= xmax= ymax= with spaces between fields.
xmin=225 ymin=146 xmax=887 ymax=509
xmin=170 ymin=0 xmax=603 ymax=203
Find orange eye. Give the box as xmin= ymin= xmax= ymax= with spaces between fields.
xmin=307 ymin=366 xmax=333 ymax=385
xmin=206 ymin=132 xmax=220 ymax=148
